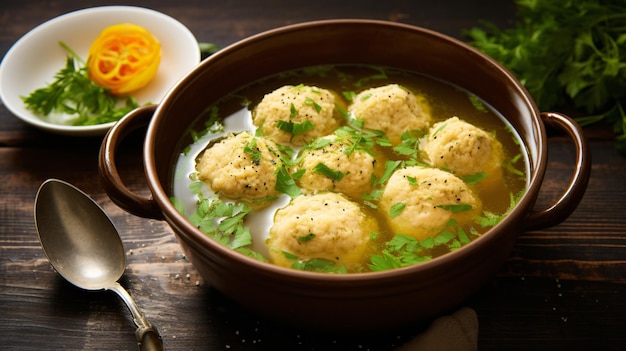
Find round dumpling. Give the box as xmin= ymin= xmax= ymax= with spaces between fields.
xmin=293 ymin=134 xmax=384 ymax=200
xmin=196 ymin=131 xmax=283 ymax=208
xmin=349 ymin=84 xmax=431 ymax=145
xmin=252 ymin=84 xmax=343 ymax=145
xmin=421 ymin=116 xmax=504 ymax=178
xmin=380 ymin=166 xmax=481 ymax=241
xmin=267 ymin=192 xmax=378 ymax=272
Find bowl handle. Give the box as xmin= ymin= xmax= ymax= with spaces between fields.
xmin=98 ymin=105 xmax=163 ymax=220
xmin=524 ymin=111 xmax=591 ymax=231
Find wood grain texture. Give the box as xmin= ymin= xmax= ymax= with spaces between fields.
xmin=1 ymin=1 xmax=625 ymax=350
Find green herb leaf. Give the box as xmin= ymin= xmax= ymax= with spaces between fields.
xmin=298 ymin=233 xmax=316 ymax=242
xmin=175 ymin=194 xmax=264 ymax=260
xmin=389 ymin=202 xmax=406 ymax=218
xmin=199 ymin=42 xmax=220 ymax=60
xmin=276 ymin=120 xmax=315 ymax=136
xmin=435 ymin=204 xmax=473 ymax=213
xmin=305 ymin=97 xmax=322 ymax=113
xmin=342 ymin=91 xmax=357 ymax=101
xmin=434 ymin=230 xmax=456 ymax=245
xmin=368 ymin=234 xmax=432 ymax=272
xmin=289 ymin=103 xmax=297 ymax=119
xmin=465 ymin=0 xmax=626 ymax=155
xmin=21 ymin=42 xmax=140 ymax=126
xmin=291 ymin=259 xmax=347 ymax=274
xmin=275 ymin=165 xmax=302 ymax=198
xmin=373 ymin=160 xmax=402 ymax=186
xmin=462 ymin=172 xmax=488 ymax=185
xmin=468 ymin=94 xmax=488 ymax=113
xmin=368 ymin=251 xmax=403 ymax=272
xmin=313 ymin=162 xmax=348 ymax=181
xmin=243 ymin=138 xmax=262 ymax=165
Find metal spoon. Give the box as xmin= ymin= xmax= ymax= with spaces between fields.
xmin=34 ymin=179 xmax=164 ymax=351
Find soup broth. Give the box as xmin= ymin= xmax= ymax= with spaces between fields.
xmin=171 ymin=65 xmax=528 ymax=273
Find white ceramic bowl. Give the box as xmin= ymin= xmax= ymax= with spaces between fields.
xmin=0 ymin=6 xmax=200 ymax=136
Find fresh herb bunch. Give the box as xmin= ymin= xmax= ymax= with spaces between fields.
xmin=21 ymin=42 xmax=139 ymax=126
xmin=465 ymin=0 xmax=626 ymax=155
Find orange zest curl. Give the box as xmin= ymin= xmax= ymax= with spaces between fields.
xmin=87 ymin=23 xmax=161 ymax=95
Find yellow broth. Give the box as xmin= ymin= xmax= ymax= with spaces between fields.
xmin=171 ymin=65 xmax=528 ymax=273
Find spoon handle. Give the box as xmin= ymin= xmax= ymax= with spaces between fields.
xmin=109 ymin=282 xmax=164 ymax=350
xmin=136 ymin=325 xmax=165 ymax=351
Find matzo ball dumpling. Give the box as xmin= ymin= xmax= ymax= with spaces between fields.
xmin=252 ymin=84 xmax=343 ymax=146
xmin=267 ymin=192 xmax=378 ymax=272
xmin=421 ymin=116 xmax=504 ymax=178
xmin=293 ymin=134 xmax=384 ymax=200
xmin=380 ymin=166 xmax=481 ymax=241
xmin=349 ymin=84 xmax=432 ymax=145
xmin=196 ymin=131 xmax=283 ymax=208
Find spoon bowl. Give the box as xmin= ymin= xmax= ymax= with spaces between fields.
xmin=34 ymin=179 xmax=163 ymax=351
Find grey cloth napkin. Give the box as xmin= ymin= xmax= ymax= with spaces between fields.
xmin=396 ymin=307 xmax=478 ymax=351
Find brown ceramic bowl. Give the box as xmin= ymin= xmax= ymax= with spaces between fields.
xmin=99 ymin=19 xmax=591 ymax=331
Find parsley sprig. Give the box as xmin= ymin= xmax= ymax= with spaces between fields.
xmin=21 ymin=41 xmax=140 ymax=126
xmin=170 ymin=182 xmax=266 ymax=262
xmin=466 ymin=0 xmax=626 ymax=155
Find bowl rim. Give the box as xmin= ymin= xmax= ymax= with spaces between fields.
xmin=146 ymin=18 xmax=546 ymax=285
xmin=0 ymin=5 xmax=200 ymax=136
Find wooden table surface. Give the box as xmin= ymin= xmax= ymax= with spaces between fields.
xmin=1 ymin=1 xmax=625 ymax=350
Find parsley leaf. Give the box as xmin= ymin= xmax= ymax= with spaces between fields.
xmin=389 ymin=202 xmax=406 ymax=218
xmin=243 ymin=138 xmax=262 ymax=165
xmin=313 ymin=162 xmax=348 ymax=181
xmin=176 ymin=193 xmax=263 ymax=259
xmin=435 ymin=204 xmax=473 ymax=213
xmin=21 ymin=42 xmax=140 ymax=126
xmin=462 ymin=172 xmax=488 ymax=185
xmin=466 ymin=0 xmax=626 ymax=155
xmin=276 ymin=120 xmax=315 ymax=135
xmin=275 ymin=165 xmax=302 ymax=198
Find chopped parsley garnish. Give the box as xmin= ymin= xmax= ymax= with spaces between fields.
xmin=275 ymin=165 xmax=302 ymax=198
xmin=462 ymin=172 xmax=488 ymax=185
xmin=243 ymin=138 xmax=261 ymax=165
xmin=306 ymin=137 xmax=333 ymax=150
xmin=243 ymin=138 xmax=262 ymax=165
xmin=389 ymin=202 xmax=406 ymax=218
xmin=368 ymin=220 xmax=477 ymax=272
xmin=372 ymin=160 xmax=402 ymax=187
xmin=476 ymin=190 xmax=524 ymax=227
xmin=393 ymin=130 xmax=423 ymax=156
xmin=291 ymin=259 xmax=348 ymax=274
xmin=298 ymin=233 xmax=316 ymax=242
xmin=354 ymin=66 xmax=389 ymax=87
xmin=431 ymin=122 xmax=448 ymax=138
xmin=368 ymin=234 xmax=432 ymax=272
xmin=189 ymin=105 xmax=224 ymax=145
xmin=406 ymin=176 xmax=418 ymax=186
xmin=305 ymin=97 xmax=323 ymax=113
xmin=313 ymin=162 xmax=348 ymax=181
xmin=393 ymin=130 xmax=430 ymax=166
xmin=435 ymin=204 xmax=473 ymax=213
xmin=291 ymin=168 xmax=306 ymax=180
xmin=280 ymin=252 xmax=348 ymax=273
xmin=332 ymin=125 xmax=389 ymax=156
xmin=171 ymin=191 xmax=264 ymax=261
xmin=21 ymin=42 xmax=140 ymax=126
xmin=504 ymin=153 xmax=525 ymax=177
xmin=289 ymin=102 xmax=297 ymax=119
xmin=359 ymin=93 xmax=373 ymax=101
xmin=342 ymin=91 xmax=357 ymax=101
xmin=276 ymin=120 xmax=315 ymax=135
xmin=468 ymin=94 xmax=488 ymax=113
